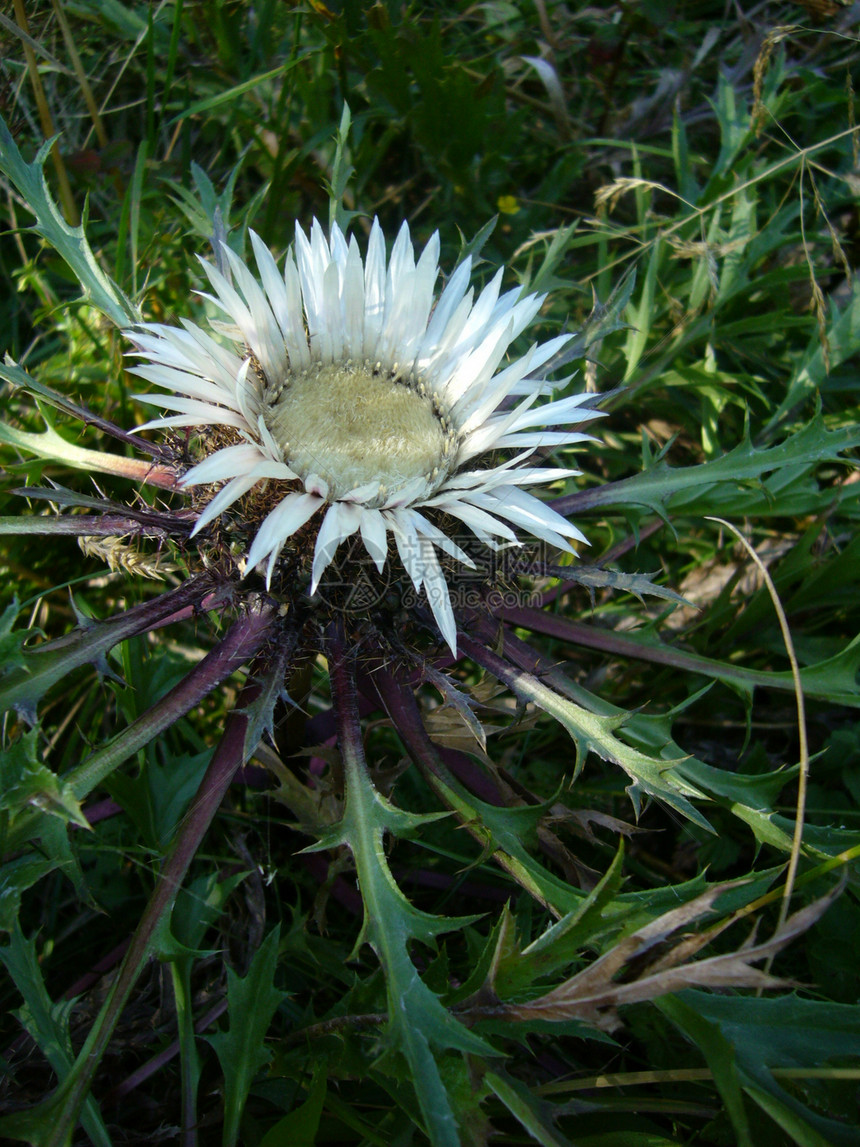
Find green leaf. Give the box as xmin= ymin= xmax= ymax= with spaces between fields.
xmin=0 ymin=854 xmax=57 ymax=933
xmin=260 ymin=1066 xmax=327 ymax=1147
xmin=0 ymin=931 xmax=112 ymax=1147
xmin=426 ymin=770 xmax=585 ymax=916
xmin=520 ymin=610 xmax=860 ymax=709
xmin=456 ymin=215 xmax=498 ymax=268
xmin=562 ymin=407 xmax=860 ymax=521
xmin=331 ymin=665 xmax=495 ymax=1147
xmin=0 ymin=599 xmax=35 ymax=681
xmin=484 ymin=1069 xmax=569 ymax=1147
xmin=240 ymin=635 xmax=298 ymax=757
xmin=155 ymin=870 xmax=250 ymax=1144
xmin=550 ymin=564 xmax=693 ymax=608
xmin=205 ymin=927 xmax=287 ymax=1147
xmin=473 ymin=643 xmax=715 ymax=831
xmin=169 ymin=58 xmax=307 ymax=124
xmin=0 ymin=729 xmax=89 ymax=830
xmin=0 ymin=115 xmax=138 ymax=327
xmin=658 ymin=995 xmax=753 ymax=1147
xmin=171 ymin=870 xmax=250 ymax=955
xmin=495 ymin=844 xmax=627 ymax=996
xmin=623 ymin=236 xmax=661 ymax=381
xmin=0 ymin=413 xmax=176 ymax=492
xmin=522 ymin=219 xmax=580 ymax=297
xmin=664 ymin=991 xmax=860 ymax=1147
xmin=107 ymin=749 xmax=211 ymax=853
xmin=708 ymin=70 xmax=754 ymax=181
xmin=531 ymin=660 xmax=851 ymax=855
xmin=326 ymin=103 xmax=358 ymax=232
xmin=768 ymin=277 xmax=860 ymax=428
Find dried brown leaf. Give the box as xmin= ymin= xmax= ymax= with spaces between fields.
xmin=488 ymin=887 xmax=835 ymax=1032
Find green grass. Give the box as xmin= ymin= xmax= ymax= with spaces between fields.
xmin=1 ymin=2 xmax=860 ymax=1145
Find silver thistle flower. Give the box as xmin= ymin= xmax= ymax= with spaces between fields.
xmin=126 ymin=219 xmax=599 ymax=651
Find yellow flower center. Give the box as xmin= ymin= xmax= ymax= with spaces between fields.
xmin=265 ymin=361 xmax=457 ymax=499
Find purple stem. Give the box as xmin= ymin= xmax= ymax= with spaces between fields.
xmin=82 ymin=798 xmax=124 ymax=826
xmin=0 ymin=514 xmax=172 ymax=538
xmin=359 ymin=658 xmax=506 ymax=806
xmin=1 ymin=575 xmax=229 ymax=724
xmin=70 ymin=607 xmax=278 ymax=799
xmin=33 ymin=574 xmax=220 ymax=656
xmin=372 ymin=668 xmax=450 ymax=784
xmin=304 ymin=689 xmax=377 ymax=746
xmin=458 ymin=611 xmax=557 ymax=680
xmin=495 ymin=603 xmax=779 ymax=690
xmin=31 ymin=611 xmax=275 ymax=1147
xmin=64 ymin=940 xmax=129 ymax=1000
xmin=104 ymin=998 xmax=229 ymax=1103
xmin=454 ymin=625 xmax=533 ymax=698
xmin=395 ymin=866 xmax=510 ymax=904
xmin=549 ymin=478 xmax=646 ymax=516
xmin=20 ymin=382 xmax=174 ymax=462
xmin=437 ymin=745 xmax=507 ymax=806
xmin=11 ymin=485 xmax=195 ymax=533
xmin=145 ymin=589 xmax=232 ymax=632
xmin=326 ymin=625 xmax=363 ymax=764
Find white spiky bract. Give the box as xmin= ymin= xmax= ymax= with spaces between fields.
xmin=127 ymin=218 xmax=599 ymax=653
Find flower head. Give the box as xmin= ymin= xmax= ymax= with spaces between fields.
xmin=127 ymin=219 xmax=599 ymax=652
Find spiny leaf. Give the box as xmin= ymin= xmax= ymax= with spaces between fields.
xmin=326 ymin=103 xmax=358 ymax=233
xmin=0 ymin=114 xmax=138 ymax=327
xmin=425 ymin=769 xmax=585 ymax=917
xmin=522 ymin=219 xmax=580 ymax=297
xmin=539 ymin=563 xmax=693 ymax=608
xmin=506 ymin=606 xmax=860 ymax=708
xmin=0 ymin=599 xmax=35 ymax=681
xmin=561 ymin=265 xmax=637 ymax=364
xmin=556 ymin=405 xmax=860 ymax=519
xmin=499 ymin=637 xmax=847 ymax=855
xmin=423 ymin=663 xmax=487 ymax=750
xmin=240 ymin=630 xmax=300 ymax=753
xmin=1 ymin=356 xmax=168 ymax=460
xmin=460 ymin=634 xmax=715 ymax=831
xmin=0 ymin=416 xmax=178 ymax=491
xmin=332 ymin=648 xmax=494 ymax=1147
xmin=0 ymin=728 xmax=89 ymax=830
xmin=378 ymin=665 xmax=593 ymax=917
xmin=494 ymin=844 xmax=628 ymax=996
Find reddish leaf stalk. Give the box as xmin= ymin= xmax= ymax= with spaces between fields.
xmin=71 ymin=606 xmax=278 ymax=798
xmin=15 ymin=609 xmax=274 ymax=1147
xmin=495 ymin=603 xmax=781 ymax=691
xmin=0 ymin=514 xmax=173 ymax=538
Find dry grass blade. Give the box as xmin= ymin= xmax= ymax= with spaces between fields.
xmin=706 ymin=518 xmax=810 ymax=954
xmin=11 ymin=0 xmax=78 ymax=225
